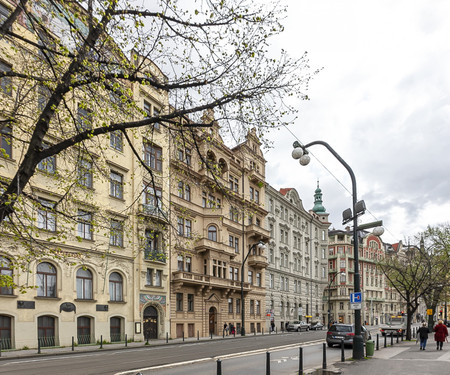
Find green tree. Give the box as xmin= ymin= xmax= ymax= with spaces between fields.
xmin=0 ymin=0 xmax=315 ymax=290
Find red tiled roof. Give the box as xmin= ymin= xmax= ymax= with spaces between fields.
xmin=279 ymin=188 xmax=293 ymax=196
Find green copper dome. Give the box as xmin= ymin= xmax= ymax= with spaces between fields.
xmin=312 ymin=181 xmax=327 ymax=214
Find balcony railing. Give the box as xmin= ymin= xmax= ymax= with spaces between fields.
xmin=172 ymin=271 xmax=250 ymax=291
xmin=138 ymin=204 xmax=168 ymax=223
xmin=144 ymin=249 xmax=167 ymax=263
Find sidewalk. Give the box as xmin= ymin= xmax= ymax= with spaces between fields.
xmin=332 ymin=338 xmax=450 ymax=375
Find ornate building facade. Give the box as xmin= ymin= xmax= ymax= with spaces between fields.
xmin=265 ymin=184 xmax=330 ymax=331
xmin=327 ymin=229 xmax=404 ymax=325
xmin=169 ymin=121 xmax=270 ymax=337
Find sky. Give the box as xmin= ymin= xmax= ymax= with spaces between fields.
xmin=264 ymin=0 xmax=450 ymax=244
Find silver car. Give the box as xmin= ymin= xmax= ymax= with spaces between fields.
xmin=326 ymin=323 xmax=371 ymax=347
xmin=287 ymin=321 xmax=310 ymax=332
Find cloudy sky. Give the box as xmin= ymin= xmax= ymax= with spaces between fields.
xmin=264 ymin=0 xmax=450 ymax=243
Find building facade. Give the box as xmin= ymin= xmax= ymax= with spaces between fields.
xmin=0 ymin=4 xmax=172 ymax=349
xmin=265 ymin=185 xmax=330 ymax=332
xmin=327 ymin=229 xmax=404 ymax=326
xmin=169 ymin=120 xmax=270 ymax=338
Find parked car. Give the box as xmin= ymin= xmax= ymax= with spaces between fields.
xmin=326 ymin=323 xmax=371 ymax=347
xmin=287 ymin=321 xmax=311 ymax=332
xmin=310 ymin=322 xmax=324 ymax=330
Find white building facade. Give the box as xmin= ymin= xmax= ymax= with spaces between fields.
xmin=265 ymin=185 xmax=330 ymax=331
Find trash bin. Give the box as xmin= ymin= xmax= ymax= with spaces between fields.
xmin=366 ymin=340 xmax=375 ymax=356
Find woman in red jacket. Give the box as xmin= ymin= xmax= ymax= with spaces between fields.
xmin=433 ymin=320 xmax=448 ymax=350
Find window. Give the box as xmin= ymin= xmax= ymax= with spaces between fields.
xmin=176 ymin=293 xmax=183 ymax=311
xmin=248 ymin=271 xmax=253 ymax=284
xmin=110 ymin=171 xmax=123 ymax=199
xmin=250 ymin=300 xmax=255 ymax=314
xmin=77 ymin=105 xmax=92 ymax=131
xmin=146 ymin=268 xmax=153 ymax=285
xmin=36 ymin=262 xmax=56 ymax=297
xmin=78 ymin=159 xmax=93 ymax=188
xmin=185 ymin=256 xmax=192 ymax=272
xmin=110 ymin=220 xmax=124 ymax=247
xmin=0 ymin=4 xmax=11 ymax=30
xmin=37 ymin=144 xmax=56 ymax=173
xmin=155 ymin=270 xmax=162 ymax=286
xmin=76 ymin=268 xmax=93 ymax=299
xmin=228 ymin=298 xmax=233 ymax=313
xmin=38 ymin=316 xmax=56 ymax=347
xmin=250 ymin=187 xmax=254 ymax=200
xmin=207 ymin=225 xmax=217 ymax=241
xmin=229 ymin=175 xmax=239 ymax=192
xmin=109 ymin=272 xmax=123 ymax=301
xmin=184 ymin=184 xmax=191 ymax=201
xmin=0 ymin=61 xmax=12 ymax=96
xmin=185 ymin=219 xmax=192 ymax=237
xmin=236 ymin=299 xmax=241 ymax=314
xmin=269 ymin=273 xmax=274 ymax=289
xmin=37 ymin=199 xmax=56 ymax=231
xmin=0 ymin=256 xmax=13 ymax=295
xmin=188 ymin=294 xmax=194 ymax=311
xmin=177 ymin=217 xmax=184 ymax=236
xmin=144 ymin=142 xmax=162 ymax=171
xmin=229 ymin=206 xmax=239 ymax=222
xmin=0 ymin=126 xmax=12 ymax=158
xmin=110 ymin=131 xmax=123 ymax=151
xmin=256 ymin=272 xmax=261 ymax=287
xmin=145 ymin=230 xmax=165 ymax=262
xmin=256 ymin=300 xmax=260 ymax=315
xmin=255 ymin=190 xmax=259 ymax=204
xmin=77 ymin=210 xmax=92 ymax=240
xmin=143 ymin=184 xmax=161 ymax=210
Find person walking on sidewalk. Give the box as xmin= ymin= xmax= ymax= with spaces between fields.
xmin=433 ymin=320 xmax=448 ymax=350
xmin=418 ymin=322 xmax=429 ymax=350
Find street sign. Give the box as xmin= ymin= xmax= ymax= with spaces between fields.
xmin=350 ymin=303 xmax=362 ymax=310
xmin=350 ymin=292 xmax=362 ymax=303
xmin=427 ymin=309 xmax=433 ymax=315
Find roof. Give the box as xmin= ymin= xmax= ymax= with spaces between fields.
xmin=279 ymin=188 xmax=293 ymax=196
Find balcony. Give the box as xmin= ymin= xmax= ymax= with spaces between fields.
xmin=138 ymin=204 xmax=169 ymax=224
xmin=172 ymin=270 xmax=250 ymax=293
xmin=194 ymin=238 xmax=236 ymax=257
xmin=248 ymin=254 xmax=268 ymax=269
xmin=144 ymin=249 xmax=167 ymax=263
xmin=245 ymin=224 xmax=270 ymax=242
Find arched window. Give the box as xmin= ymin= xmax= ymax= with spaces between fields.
xmin=36 ymin=262 xmax=56 ymax=297
xmin=208 ymin=225 xmax=217 ymax=242
xmin=184 ymin=184 xmax=191 ymax=201
xmin=76 ymin=268 xmax=93 ymax=299
xmin=38 ymin=315 xmax=56 ymax=347
xmin=109 ymin=272 xmax=123 ymax=302
xmin=0 ymin=256 xmax=13 ymax=295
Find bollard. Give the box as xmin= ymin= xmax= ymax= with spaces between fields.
xmin=211 ymin=331 xmax=213 ymax=339
xmin=298 ymin=347 xmax=303 ymax=375
xmin=384 ymin=334 xmax=387 ymax=348
xmin=72 ymin=336 xmax=74 ymax=351
xmin=276 ymin=327 xmax=278 ymax=334
xmin=125 ymin=334 xmax=128 ymax=347
xmin=146 ymin=336 xmax=149 ymax=345
xmin=262 ymin=328 xmax=264 ymax=336
xmin=223 ymin=329 xmax=225 ymax=339
xmin=322 ymin=343 xmax=327 ymax=369
xmin=401 ymin=331 xmax=403 ymax=341
xmin=217 ymin=359 xmax=222 ymax=375
xmin=183 ymin=331 xmax=185 ymax=342
xmin=376 ymin=334 xmax=379 ymax=350
xmin=197 ymin=330 xmax=199 ymax=341
xmin=341 ymin=338 xmax=345 ymax=362
xmin=254 ymin=329 xmax=256 ymax=336
xmin=390 ymin=332 xmax=393 ymax=346
xmin=100 ymin=335 xmax=103 ymax=349
xmin=166 ymin=332 xmax=169 ymax=343
xmin=396 ymin=333 xmax=399 ymax=344
xmin=233 ymin=329 xmax=235 ymax=338
xmin=266 ymin=351 xmax=271 ymax=375
xmin=38 ymin=338 xmax=41 ymax=354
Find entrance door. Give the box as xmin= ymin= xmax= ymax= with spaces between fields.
xmin=38 ymin=316 xmax=55 ymax=347
xmin=77 ymin=316 xmax=91 ymax=344
xmin=143 ymin=306 xmax=158 ymax=340
xmin=209 ymin=307 xmax=217 ymax=335
xmin=0 ymin=315 xmax=12 ymax=349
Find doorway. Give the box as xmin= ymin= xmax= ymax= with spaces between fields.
xmin=143 ymin=306 xmax=158 ymax=340
xmin=209 ymin=307 xmax=217 ymax=335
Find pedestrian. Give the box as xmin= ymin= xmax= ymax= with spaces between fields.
xmin=224 ymin=322 xmax=228 ymax=336
xmin=433 ymin=320 xmax=448 ymax=350
xmin=418 ymin=322 xmax=429 ymax=350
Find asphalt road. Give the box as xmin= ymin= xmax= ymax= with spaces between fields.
xmin=0 ymin=330 xmax=337 ymax=375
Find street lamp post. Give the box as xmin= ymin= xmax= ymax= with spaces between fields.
xmin=292 ymin=140 xmax=366 ymax=360
xmin=241 ymin=241 xmax=266 ymax=336
xmin=327 ymin=272 xmax=345 ymax=328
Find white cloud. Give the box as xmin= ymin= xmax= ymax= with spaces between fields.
xmin=264 ymin=0 xmax=450 ymax=243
